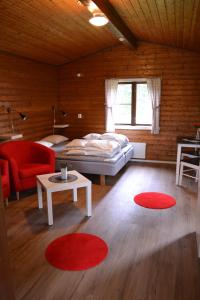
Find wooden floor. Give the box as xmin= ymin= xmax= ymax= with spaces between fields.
xmin=5 ymin=162 xmax=200 ymax=300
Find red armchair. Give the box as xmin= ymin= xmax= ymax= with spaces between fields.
xmin=0 ymin=141 xmax=55 ymax=199
xmin=0 ymin=159 xmax=10 ymax=205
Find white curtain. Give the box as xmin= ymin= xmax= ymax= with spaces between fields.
xmin=105 ymin=79 xmax=119 ymax=132
xmin=147 ymin=78 xmax=161 ymax=134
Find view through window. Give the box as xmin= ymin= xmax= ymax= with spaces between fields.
xmin=113 ymin=82 xmax=152 ymax=126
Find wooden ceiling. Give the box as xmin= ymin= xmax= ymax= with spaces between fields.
xmin=110 ymin=0 xmax=200 ymax=52
xmin=0 ymin=0 xmax=117 ymax=65
xmin=0 ymin=0 xmax=200 ymax=65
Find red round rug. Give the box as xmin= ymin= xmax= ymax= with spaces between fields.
xmin=134 ymin=192 xmax=176 ymax=209
xmin=45 ymin=233 xmax=108 ymax=271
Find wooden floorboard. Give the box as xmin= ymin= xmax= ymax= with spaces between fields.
xmin=5 ymin=162 xmax=200 ymax=300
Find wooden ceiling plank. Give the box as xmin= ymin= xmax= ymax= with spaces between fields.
xmin=165 ymin=0 xmax=177 ymax=46
xmin=174 ymin=0 xmax=184 ymax=48
xmin=119 ymin=0 xmax=159 ymax=43
xmin=183 ymin=0 xmax=198 ymax=47
xmin=120 ymin=0 xmax=150 ymax=41
xmin=154 ymin=0 xmax=171 ymax=44
xmin=190 ymin=0 xmax=200 ymax=49
xmin=91 ymin=0 xmax=137 ymax=48
xmin=147 ymin=0 xmax=166 ymax=44
xmin=111 ymin=0 xmax=145 ymax=39
xmin=130 ymin=0 xmax=158 ymax=42
xmin=137 ymin=0 xmax=162 ymax=43
xmin=183 ymin=0 xmax=196 ymax=48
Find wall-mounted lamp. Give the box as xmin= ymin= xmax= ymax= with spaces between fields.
xmin=60 ymin=110 xmax=67 ymax=117
xmin=7 ymin=107 xmax=28 ymax=134
xmin=52 ymin=106 xmax=67 ymax=134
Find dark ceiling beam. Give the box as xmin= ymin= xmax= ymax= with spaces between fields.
xmin=79 ymin=0 xmax=137 ymax=48
xmin=92 ymin=0 xmax=137 ymax=48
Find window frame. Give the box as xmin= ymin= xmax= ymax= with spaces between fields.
xmin=114 ymin=81 xmax=152 ymax=126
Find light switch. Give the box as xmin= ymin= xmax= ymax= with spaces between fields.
xmin=78 ymin=113 xmax=82 ymax=119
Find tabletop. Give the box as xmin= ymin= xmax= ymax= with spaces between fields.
xmin=177 ymin=136 xmax=200 ymax=145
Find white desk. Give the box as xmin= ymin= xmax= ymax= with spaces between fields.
xmin=37 ymin=170 xmax=92 ymax=226
xmin=176 ymin=140 xmax=200 ymax=185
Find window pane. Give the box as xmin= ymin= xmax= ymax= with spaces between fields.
xmin=116 ymin=84 xmax=132 ymax=104
xmin=114 ymin=84 xmax=132 ymax=124
xmin=114 ymin=104 xmax=132 ymax=124
xmin=136 ymin=84 xmax=152 ymax=125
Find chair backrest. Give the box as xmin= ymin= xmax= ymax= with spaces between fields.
xmin=0 ymin=141 xmax=40 ymax=164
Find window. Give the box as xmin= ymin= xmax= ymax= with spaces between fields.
xmin=113 ymin=82 xmax=152 ymax=126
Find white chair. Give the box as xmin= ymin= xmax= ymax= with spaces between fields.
xmin=179 ymin=157 xmax=199 ymax=186
xmin=181 ymin=149 xmax=199 ymax=160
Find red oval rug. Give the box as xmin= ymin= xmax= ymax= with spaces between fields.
xmin=45 ymin=233 xmax=108 ymax=271
xmin=134 ymin=192 xmax=176 ymax=209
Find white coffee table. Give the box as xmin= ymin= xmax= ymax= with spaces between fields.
xmin=36 ymin=170 xmax=92 ymax=226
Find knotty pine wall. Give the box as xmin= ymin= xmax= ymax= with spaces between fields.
xmin=59 ymin=42 xmax=200 ymax=161
xmin=0 ymin=53 xmax=58 ymax=140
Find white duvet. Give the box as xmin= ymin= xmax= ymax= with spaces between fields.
xmin=64 ymin=139 xmax=121 ymax=157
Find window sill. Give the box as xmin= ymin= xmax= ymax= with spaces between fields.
xmin=115 ymin=125 xmax=152 ymax=131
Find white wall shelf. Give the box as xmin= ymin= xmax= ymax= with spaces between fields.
xmin=0 ymin=133 xmax=23 ymax=140
xmin=53 ymin=124 xmax=69 ymax=128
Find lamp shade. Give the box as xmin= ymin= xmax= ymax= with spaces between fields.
xmin=60 ymin=110 xmax=67 ymax=117
xmin=89 ymin=13 xmax=108 ymax=26
xmin=19 ymin=112 xmax=27 ymax=120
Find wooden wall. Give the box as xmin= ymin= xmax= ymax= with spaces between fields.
xmin=59 ymin=42 xmax=200 ymax=161
xmin=0 ymin=53 xmax=58 ymax=141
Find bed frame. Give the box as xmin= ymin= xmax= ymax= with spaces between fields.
xmin=54 ymin=143 xmax=134 ymax=185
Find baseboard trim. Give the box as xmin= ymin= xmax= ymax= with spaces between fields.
xmin=130 ymin=159 xmax=176 ymax=165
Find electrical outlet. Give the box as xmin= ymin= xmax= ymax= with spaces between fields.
xmin=78 ymin=113 xmax=82 ymax=119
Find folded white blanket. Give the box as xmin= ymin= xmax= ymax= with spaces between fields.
xmin=64 ymin=139 xmax=121 ymax=157
xmin=66 ymin=139 xmax=87 ymax=148
xmin=66 ymin=139 xmax=120 ymax=151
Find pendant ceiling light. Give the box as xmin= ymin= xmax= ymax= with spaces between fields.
xmin=89 ymin=13 xmax=109 ymax=26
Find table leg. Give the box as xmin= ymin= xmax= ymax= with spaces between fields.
xmin=47 ymin=190 xmax=53 ymax=226
xmin=37 ymin=181 xmax=43 ymax=209
xmin=176 ymin=144 xmax=181 ymax=185
xmin=73 ymin=188 xmax=78 ymax=202
xmin=86 ymin=183 xmax=92 ymax=217
xmin=197 ymin=165 xmax=200 ymax=258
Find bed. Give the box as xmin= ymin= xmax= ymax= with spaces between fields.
xmin=38 ymin=133 xmax=134 ymax=184
xmin=52 ymin=139 xmax=134 ymax=185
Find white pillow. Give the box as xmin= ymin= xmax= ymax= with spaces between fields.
xmin=83 ymin=133 xmax=101 ymax=140
xmin=42 ymin=135 xmax=68 ymax=145
xmin=101 ymin=133 xmax=129 ymax=147
xmin=35 ymin=141 xmax=53 ymax=148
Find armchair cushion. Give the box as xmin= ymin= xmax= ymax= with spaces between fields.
xmin=19 ymin=163 xmax=53 ymax=179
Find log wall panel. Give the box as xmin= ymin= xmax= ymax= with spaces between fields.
xmin=59 ymin=42 xmax=200 ymax=161
xmin=0 ymin=53 xmax=58 ymax=140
